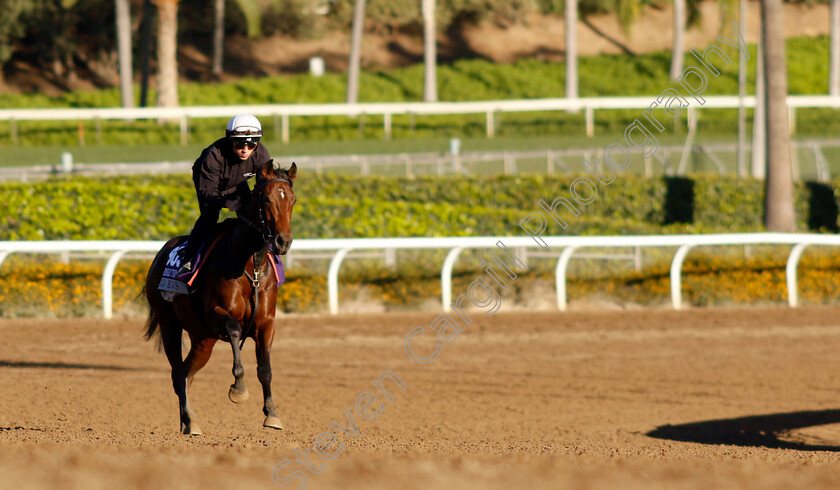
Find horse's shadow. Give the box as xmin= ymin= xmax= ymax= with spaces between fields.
xmin=0 ymin=360 xmax=142 ymax=371
xmin=647 ymin=409 xmax=840 ymax=452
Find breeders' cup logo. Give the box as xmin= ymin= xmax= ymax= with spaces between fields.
xmin=163 ymin=245 xmax=186 ymax=278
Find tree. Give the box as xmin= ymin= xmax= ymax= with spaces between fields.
xmin=346 ymin=0 xmax=366 ymax=104
xmin=737 ymin=0 xmax=748 ymax=176
xmin=212 ymin=0 xmax=224 ymax=76
xmin=761 ymin=0 xmax=795 ymax=231
xmin=115 ymin=0 xmax=134 ymax=109
xmin=670 ymin=0 xmax=685 ymax=80
xmin=566 ymin=0 xmax=577 ymax=100
xmin=140 ymin=0 xmax=153 ymax=107
xmin=212 ymin=0 xmax=265 ymax=77
xmin=422 ymin=0 xmax=437 ymax=102
xmin=751 ymin=20 xmax=765 ymax=178
xmin=671 ymin=0 xmax=737 ymax=78
xmin=153 ymin=0 xmax=179 ymax=110
xmin=0 ymin=1 xmax=34 ymax=71
xmin=831 ymin=0 xmax=840 ymax=95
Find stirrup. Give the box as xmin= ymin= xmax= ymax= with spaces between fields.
xmin=177 ymin=261 xmax=193 ymax=277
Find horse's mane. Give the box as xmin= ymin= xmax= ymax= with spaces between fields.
xmin=257 ymin=164 xmax=294 ymax=189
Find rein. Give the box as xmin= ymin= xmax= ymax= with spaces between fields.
xmin=236 ymin=176 xmax=291 ymax=348
xmin=240 ymin=252 xmax=263 ymax=349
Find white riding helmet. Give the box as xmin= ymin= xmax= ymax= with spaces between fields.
xmin=226 ymin=114 xmax=262 ymax=142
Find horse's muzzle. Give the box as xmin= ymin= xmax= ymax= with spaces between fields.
xmin=275 ymin=235 xmax=292 ymax=255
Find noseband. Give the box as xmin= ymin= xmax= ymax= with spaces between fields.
xmin=238 ymin=177 xmax=292 ymax=246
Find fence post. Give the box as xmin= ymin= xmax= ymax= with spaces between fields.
xmin=95 ymin=117 xmax=103 ymax=145
xmin=384 ymin=112 xmax=392 ymax=140
xmin=10 ymin=117 xmax=17 ymax=146
xmin=555 ymin=246 xmax=578 ymax=311
xmin=102 ymin=250 xmax=129 ymax=319
xmin=786 ymin=243 xmax=809 ymax=307
xmin=670 ymin=244 xmax=693 ymax=310
xmin=180 ymin=115 xmax=188 ymax=145
xmin=328 ymin=248 xmax=352 ymax=315
xmin=441 ymin=247 xmax=465 ymax=311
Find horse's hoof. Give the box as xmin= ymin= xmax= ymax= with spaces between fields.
xmin=181 ymin=423 xmax=202 ymax=435
xmin=263 ymin=416 xmax=284 ymax=430
xmin=228 ymin=385 xmax=249 ymax=403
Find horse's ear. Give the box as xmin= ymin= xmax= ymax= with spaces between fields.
xmin=287 ymin=162 xmax=297 ymax=182
xmin=260 ymin=159 xmax=277 ymax=179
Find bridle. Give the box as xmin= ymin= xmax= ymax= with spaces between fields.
xmin=237 ymin=177 xmax=292 ymax=248
xmin=235 ymin=175 xmax=293 ymax=349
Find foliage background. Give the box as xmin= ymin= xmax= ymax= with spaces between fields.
xmin=2 ymin=171 xmax=839 ymax=317
xmin=1 ymin=35 xmax=839 ymax=152
xmin=2 ymin=173 xmax=840 ymax=241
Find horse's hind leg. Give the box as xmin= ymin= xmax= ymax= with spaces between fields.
xmin=184 ymin=336 xmax=217 ymax=387
xmin=160 ymin=322 xmax=202 ymax=435
xmin=256 ymin=321 xmax=283 ymax=430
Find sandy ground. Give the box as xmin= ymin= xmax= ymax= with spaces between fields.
xmin=1 ymin=307 xmax=840 ymax=489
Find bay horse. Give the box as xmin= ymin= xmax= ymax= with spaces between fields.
xmin=144 ymin=160 xmax=297 ymax=435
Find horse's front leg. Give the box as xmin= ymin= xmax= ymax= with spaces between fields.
xmin=256 ymin=319 xmax=283 ymax=429
xmin=218 ymin=312 xmax=249 ymax=403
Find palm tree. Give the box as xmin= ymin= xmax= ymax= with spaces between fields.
xmin=737 ymin=0 xmax=748 ymax=176
xmin=115 ymin=0 xmax=134 ymax=108
xmin=212 ymin=0 xmax=224 ymax=76
xmin=671 ymin=0 xmax=737 ymax=79
xmin=422 ymin=0 xmax=437 ymax=102
xmin=670 ymin=0 xmax=685 ymax=80
xmin=346 ymin=0 xmax=366 ymax=104
xmin=761 ymin=0 xmax=795 ymax=231
xmin=615 ymin=0 xmax=643 ymax=33
xmin=211 ymin=0 xmax=264 ymax=77
xmin=751 ymin=21 xmax=765 ymax=178
xmin=566 ymin=0 xmax=577 ymax=101
xmin=139 ymin=0 xmax=153 ymax=107
xmin=831 ymin=0 xmax=840 ymax=95
xmin=153 ymin=0 xmax=179 ymax=111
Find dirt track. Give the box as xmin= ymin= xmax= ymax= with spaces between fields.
xmin=2 ymin=307 xmax=840 ymax=489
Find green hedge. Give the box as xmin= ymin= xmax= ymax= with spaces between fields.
xmin=1 ymin=173 xmax=837 ymax=241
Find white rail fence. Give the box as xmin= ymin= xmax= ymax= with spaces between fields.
xmin=2 ymin=95 xmax=839 ymax=145
xmin=1 ymin=233 xmax=839 ymax=319
xmin=4 ymin=138 xmax=840 ymax=183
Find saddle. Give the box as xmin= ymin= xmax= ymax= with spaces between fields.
xmin=157 ymin=222 xmax=286 ymax=302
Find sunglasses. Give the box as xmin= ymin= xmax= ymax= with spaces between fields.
xmin=232 ymin=140 xmax=258 ymax=150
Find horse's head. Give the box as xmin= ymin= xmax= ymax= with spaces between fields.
xmin=249 ymin=160 xmax=297 ymax=255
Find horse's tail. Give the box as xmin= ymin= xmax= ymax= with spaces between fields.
xmin=142 ymin=286 xmax=164 ymax=350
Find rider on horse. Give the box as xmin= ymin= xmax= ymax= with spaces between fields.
xmin=178 ymin=114 xmax=273 ymax=275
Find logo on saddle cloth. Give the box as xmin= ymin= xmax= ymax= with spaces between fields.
xmin=158 ymin=244 xmax=190 ymax=301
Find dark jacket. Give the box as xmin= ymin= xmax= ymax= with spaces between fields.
xmin=192 ymin=138 xmax=272 ymax=212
